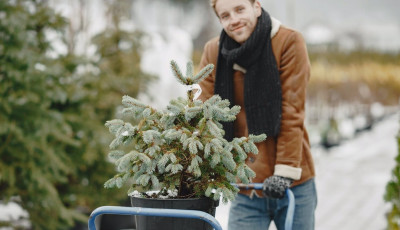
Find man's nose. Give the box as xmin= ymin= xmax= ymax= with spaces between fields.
xmin=229 ymin=13 xmax=240 ymax=25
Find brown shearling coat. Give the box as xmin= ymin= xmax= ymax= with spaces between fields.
xmin=198 ymin=24 xmax=315 ymax=197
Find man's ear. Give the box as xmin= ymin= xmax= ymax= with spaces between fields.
xmin=255 ymin=1 xmax=262 ymax=17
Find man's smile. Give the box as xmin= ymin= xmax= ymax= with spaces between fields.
xmin=232 ymin=25 xmax=245 ymax=32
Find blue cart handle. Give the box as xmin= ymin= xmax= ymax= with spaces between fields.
xmin=88 ymin=206 xmax=223 ymax=230
xmin=285 ymin=189 xmax=295 ymax=230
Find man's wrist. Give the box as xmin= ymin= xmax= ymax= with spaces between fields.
xmin=274 ymin=164 xmax=302 ymax=180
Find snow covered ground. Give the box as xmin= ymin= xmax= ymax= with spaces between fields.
xmin=215 ymin=112 xmax=399 ymax=230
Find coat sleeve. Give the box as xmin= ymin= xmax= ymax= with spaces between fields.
xmin=198 ymin=39 xmax=218 ymax=102
xmin=274 ymin=31 xmax=311 ymax=180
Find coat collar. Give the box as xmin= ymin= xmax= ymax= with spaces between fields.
xmin=271 ymin=17 xmax=281 ymax=39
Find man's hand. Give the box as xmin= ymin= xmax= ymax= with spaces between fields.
xmin=262 ymin=175 xmax=293 ymax=199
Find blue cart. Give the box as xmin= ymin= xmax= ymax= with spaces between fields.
xmin=88 ymin=183 xmax=295 ymax=230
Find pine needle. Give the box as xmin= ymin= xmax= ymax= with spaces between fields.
xmin=170 ymin=60 xmax=188 ymax=85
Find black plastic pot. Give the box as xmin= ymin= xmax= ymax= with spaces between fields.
xmin=130 ymin=196 xmax=219 ymax=230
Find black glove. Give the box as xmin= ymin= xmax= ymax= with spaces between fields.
xmin=262 ymin=175 xmax=293 ymax=199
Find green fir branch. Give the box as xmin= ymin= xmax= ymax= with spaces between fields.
xmin=170 ymin=60 xmax=188 ymax=85
xmin=191 ymin=64 xmax=214 ymax=84
xmin=186 ymin=61 xmax=194 ymax=79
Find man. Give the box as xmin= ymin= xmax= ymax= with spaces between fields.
xmin=198 ymin=0 xmax=317 ymax=229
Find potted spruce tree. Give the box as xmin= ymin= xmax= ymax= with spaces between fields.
xmin=103 ymin=61 xmax=266 ymax=230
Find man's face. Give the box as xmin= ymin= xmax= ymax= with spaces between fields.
xmin=215 ymin=0 xmax=261 ymax=44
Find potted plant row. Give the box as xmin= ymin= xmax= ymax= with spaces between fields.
xmin=104 ymin=61 xmax=266 ymax=230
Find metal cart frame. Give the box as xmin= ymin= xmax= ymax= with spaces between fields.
xmin=88 ymin=184 xmax=295 ymax=230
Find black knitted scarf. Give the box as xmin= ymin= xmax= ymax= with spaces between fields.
xmin=214 ymin=9 xmax=282 ymax=141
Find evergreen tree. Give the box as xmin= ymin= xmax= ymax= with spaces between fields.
xmin=0 ymin=1 xmax=150 ymax=229
xmin=385 ymin=124 xmax=400 ymax=229
xmin=104 ymin=61 xmax=266 ymax=203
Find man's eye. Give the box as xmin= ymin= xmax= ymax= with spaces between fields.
xmin=238 ymin=7 xmax=244 ymax=12
xmin=221 ymin=15 xmax=228 ymax=20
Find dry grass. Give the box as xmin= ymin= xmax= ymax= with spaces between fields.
xmin=308 ymin=53 xmax=400 ymax=105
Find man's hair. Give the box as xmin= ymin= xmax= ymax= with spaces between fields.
xmin=210 ymin=0 xmax=256 ymax=11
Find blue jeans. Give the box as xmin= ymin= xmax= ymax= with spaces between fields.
xmin=228 ymin=178 xmax=317 ymax=230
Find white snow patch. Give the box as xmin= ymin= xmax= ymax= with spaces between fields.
xmin=0 ymin=201 xmax=30 ymax=229
xmin=0 ymin=202 xmax=28 ymax=222
xmin=129 ymin=189 xmax=179 ymax=199
xmin=304 ymin=24 xmax=335 ymax=44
